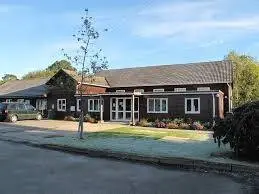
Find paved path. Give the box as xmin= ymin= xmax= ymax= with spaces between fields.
xmin=0 ymin=140 xmax=255 ymax=194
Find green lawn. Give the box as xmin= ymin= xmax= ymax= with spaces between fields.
xmin=87 ymin=127 xmax=209 ymax=141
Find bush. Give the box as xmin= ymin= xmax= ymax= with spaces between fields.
xmin=155 ymin=121 xmax=167 ymax=128
xmin=137 ymin=119 xmax=150 ymax=127
xmin=84 ymin=114 xmax=98 ymax=123
xmin=179 ymin=123 xmax=190 ymax=130
xmin=191 ymin=121 xmax=204 ymax=130
xmin=161 ymin=118 xmax=172 ymax=124
xmin=213 ymin=101 xmax=259 ymax=159
xmin=64 ymin=115 xmax=76 ymax=121
xmin=167 ymin=122 xmax=179 ymax=129
xmin=172 ymin=118 xmax=184 ymax=125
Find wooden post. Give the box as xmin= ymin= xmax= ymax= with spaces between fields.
xmin=131 ymin=94 xmax=135 ymax=126
xmin=100 ymin=96 xmax=104 ymax=123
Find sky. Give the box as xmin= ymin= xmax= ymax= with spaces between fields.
xmin=1 ymin=0 xmax=259 ymax=79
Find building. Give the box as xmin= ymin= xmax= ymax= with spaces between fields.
xmin=46 ymin=60 xmax=233 ymax=123
xmin=0 ymin=78 xmax=49 ymax=115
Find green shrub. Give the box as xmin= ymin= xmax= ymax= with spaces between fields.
xmin=179 ymin=123 xmax=190 ymax=130
xmin=167 ymin=122 xmax=179 ymax=129
xmin=172 ymin=118 xmax=184 ymax=125
xmin=137 ymin=118 xmax=150 ymax=127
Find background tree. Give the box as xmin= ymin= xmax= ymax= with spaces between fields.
xmin=46 ymin=60 xmax=76 ymax=73
xmin=2 ymin=74 xmax=18 ymax=81
xmin=63 ymin=9 xmax=108 ymax=139
xmin=22 ymin=59 xmax=75 ymax=79
xmin=226 ymin=51 xmax=259 ymax=107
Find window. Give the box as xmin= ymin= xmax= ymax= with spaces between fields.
xmin=134 ymin=89 xmax=144 ymax=93
xmin=36 ymin=99 xmax=47 ymax=110
xmin=185 ymin=98 xmax=200 ymax=114
xmin=153 ymin=88 xmax=164 ymax=92
xmin=116 ymin=90 xmax=125 ymax=93
xmin=147 ymin=98 xmax=168 ymax=113
xmin=57 ymin=99 xmax=66 ymax=112
xmin=174 ymin=88 xmax=186 ymax=92
xmin=77 ymin=99 xmax=81 ymax=112
xmin=25 ymin=104 xmax=35 ymax=111
xmin=88 ymin=99 xmax=100 ymax=112
xmin=6 ymin=99 xmax=12 ymax=103
xmin=197 ymin=87 xmax=210 ymax=91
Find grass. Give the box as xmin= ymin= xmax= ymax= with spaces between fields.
xmin=86 ymin=127 xmax=209 ymax=141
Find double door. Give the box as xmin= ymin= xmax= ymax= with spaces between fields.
xmin=111 ymin=97 xmax=139 ymax=121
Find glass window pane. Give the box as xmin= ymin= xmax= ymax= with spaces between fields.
xmin=134 ymin=112 xmax=138 ymax=120
xmin=118 ymin=112 xmax=123 ymax=119
xmin=148 ymin=99 xmax=154 ymax=112
xmin=155 ymin=99 xmax=160 ymax=112
xmin=126 ymin=112 xmax=131 ymax=120
xmin=112 ymin=112 xmax=116 ymax=120
xmin=126 ymin=99 xmax=131 ymax=111
xmin=162 ymin=99 xmax=167 ymax=112
xmin=89 ymin=100 xmax=93 ymax=110
xmin=112 ymin=99 xmax=116 ymax=111
xmin=134 ymin=98 xmax=139 ymax=111
xmin=187 ymin=99 xmax=191 ymax=111
xmin=94 ymin=100 xmax=99 ymax=111
xmin=118 ymin=99 xmax=124 ymax=111
xmin=194 ymin=99 xmax=199 ymax=111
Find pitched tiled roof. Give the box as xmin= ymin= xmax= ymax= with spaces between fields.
xmin=0 ymin=78 xmax=49 ymax=98
xmin=96 ymin=60 xmax=233 ymax=87
xmin=62 ymin=69 xmax=109 ymax=87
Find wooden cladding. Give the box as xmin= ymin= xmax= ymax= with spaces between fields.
xmin=77 ymin=84 xmax=106 ymax=95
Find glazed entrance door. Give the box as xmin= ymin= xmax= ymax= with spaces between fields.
xmin=110 ymin=97 xmax=139 ymax=121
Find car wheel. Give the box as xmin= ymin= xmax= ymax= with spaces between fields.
xmin=10 ymin=115 xmax=18 ymax=123
xmin=36 ymin=114 xmax=42 ymax=120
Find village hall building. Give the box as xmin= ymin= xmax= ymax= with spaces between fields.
xmin=0 ymin=60 xmax=233 ymax=123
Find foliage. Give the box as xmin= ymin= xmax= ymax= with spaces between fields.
xmin=22 ymin=70 xmax=55 ymax=79
xmin=64 ymin=115 xmax=76 ymax=121
xmin=22 ymin=60 xmax=75 ymax=79
xmin=155 ymin=120 xmax=167 ymax=128
xmin=84 ymin=114 xmax=98 ymax=123
xmin=167 ymin=122 xmax=179 ymax=129
xmin=46 ymin=60 xmax=76 ymax=73
xmin=179 ymin=123 xmax=191 ymax=130
xmin=2 ymin=74 xmax=18 ymax=81
xmin=191 ymin=121 xmax=204 ymax=130
xmin=137 ymin=118 xmax=150 ymax=127
xmin=172 ymin=118 xmax=184 ymax=125
xmin=213 ymin=101 xmax=259 ymax=159
xmin=226 ymin=51 xmax=259 ymax=107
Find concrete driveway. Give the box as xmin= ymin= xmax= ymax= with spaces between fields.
xmin=5 ymin=119 xmax=126 ymax=132
xmin=0 ymin=140 xmax=255 ymax=194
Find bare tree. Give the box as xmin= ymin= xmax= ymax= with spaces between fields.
xmin=63 ymin=9 xmax=108 ymax=139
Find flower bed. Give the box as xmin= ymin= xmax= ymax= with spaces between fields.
xmin=136 ymin=118 xmax=212 ymax=131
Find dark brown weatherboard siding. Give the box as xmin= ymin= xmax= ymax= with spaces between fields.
xmin=80 ymin=93 xmax=221 ymax=122
xmin=140 ymin=94 xmax=218 ymax=122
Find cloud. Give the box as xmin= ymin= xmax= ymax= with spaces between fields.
xmin=132 ymin=0 xmax=259 ymax=44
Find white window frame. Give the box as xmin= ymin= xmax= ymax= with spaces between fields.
xmin=88 ymin=99 xmax=100 ymax=112
xmin=185 ymin=98 xmax=200 ymax=114
xmin=57 ymin=99 xmax=66 ymax=112
xmin=6 ymin=99 xmax=12 ymax=103
xmin=197 ymin=87 xmax=210 ymax=91
xmin=147 ymin=98 xmax=168 ymax=113
xmin=134 ymin=89 xmax=144 ymax=93
xmin=77 ymin=99 xmax=81 ymax=112
xmin=153 ymin=88 xmax=164 ymax=92
xmin=174 ymin=88 xmax=186 ymax=92
xmin=116 ymin=90 xmax=125 ymax=93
